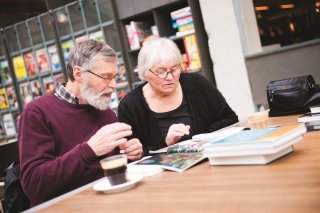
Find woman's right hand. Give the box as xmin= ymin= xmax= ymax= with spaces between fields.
xmin=165 ymin=123 xmax=190 ymax=146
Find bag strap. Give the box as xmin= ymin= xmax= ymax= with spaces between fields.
xmin=304 ymin=91 xmax=320 ymax=107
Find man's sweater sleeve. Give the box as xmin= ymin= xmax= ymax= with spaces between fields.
xmin=18 ymin=108 xmax=99 ymax=205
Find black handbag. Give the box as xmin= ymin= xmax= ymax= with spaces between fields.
xmin=267 ymin=75 xmax=320 ymax=117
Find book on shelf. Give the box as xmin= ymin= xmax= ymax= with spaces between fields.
xmin=208 ymin=146 xmax=294 ymax=166
xmin=183 ymin=34 xmax=201 ymax=70
xmin=0 ymin=60 xmax=12 ymax=84
xmin=36 ymin=48 xmax=50 ymax=72
xmin=23 ymin=52 xmax=38 ymax=76
xmin=310 ymin=105 xmax=320 ymax=114
xmin=2 ymin=113 xmax=17 ymax=136
xmin=6 ymin=86 xmax=18 ymax=108
xmin=48 ymin=45 xmax=62 ymax=71
xmin=135 ymin=152 xmax=206 ymax=172
xmin=13 ymin=56 xmax=27 ymax=79
xmin=305 ymin=120 xmax=320 ymax=132
xmin=203 ymin=124 xmax=306 ymax=165
xmin=19 ymin=82 xmax=33 ymax=105
xmin=0 ymin=88 xmax=9 ymax=109
xmin=170 ymin=6 xmax=191 ymax=20
xmin=298 ymin=112 xmax=320 ymax=123
xmin=125 ymin=21 xmax=152 ymax=50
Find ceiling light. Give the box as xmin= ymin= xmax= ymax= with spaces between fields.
xmin=255 ymin=6 xmax=269 ymax=11
xmin=280 ymin=4 xmax=295 ymax=9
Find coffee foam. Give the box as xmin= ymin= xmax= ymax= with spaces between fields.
xmin=101 ymin=157 xmax=127 ymax=170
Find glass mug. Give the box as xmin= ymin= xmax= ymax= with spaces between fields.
xmin=100 ymin=154 xmax=128 ymax=186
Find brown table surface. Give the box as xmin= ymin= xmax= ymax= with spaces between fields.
xmin=30 ymin=115 xmax=320 ymax=213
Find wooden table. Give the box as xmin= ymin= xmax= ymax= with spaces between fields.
xmin=29 ymin=115 xmax=320 ymax=212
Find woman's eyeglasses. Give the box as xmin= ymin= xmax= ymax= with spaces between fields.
xmin=148 ymin=66 xmax=182 ymax=79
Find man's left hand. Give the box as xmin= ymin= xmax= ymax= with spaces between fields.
xmin=119 ymin=138 xmax=143 ymax=161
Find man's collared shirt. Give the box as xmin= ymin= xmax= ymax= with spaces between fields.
xmin=54 ymin=82 xmax=79 ymax=105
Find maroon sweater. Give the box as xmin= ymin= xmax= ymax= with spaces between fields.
xmin=18 ymin=93 xmax=118 ymax=206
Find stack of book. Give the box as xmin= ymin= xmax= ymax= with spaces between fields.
xmin=298 ymin=105 xmax=320 ymax=132
xmin=170 ymin=6 xmax=195 ymax=37
xmin=202 ymin=124 xmax=306 ymax=165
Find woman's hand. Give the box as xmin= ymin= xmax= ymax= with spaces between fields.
xmin=165 ymin=123 xmax=190 ymax=146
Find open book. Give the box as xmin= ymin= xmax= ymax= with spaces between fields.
xmin=135 ymin=153 xmax=206 ymax=172
xmin=149 ymin=127 xmax=246 ymax=154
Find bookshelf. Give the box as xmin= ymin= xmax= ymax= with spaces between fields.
xmin=0 ymin=0 xmax=214 ymax=142
xmin=114 ymin=0 xmax=215 ymax=88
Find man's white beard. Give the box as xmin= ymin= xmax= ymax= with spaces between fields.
xmin=80 ymin=79 xmax=113 ymax=110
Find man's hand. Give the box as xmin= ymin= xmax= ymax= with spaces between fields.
xmin=119 ymin=138 xmax=143 ymax=161
xmin=165 ymin=123 xmax=190 ymax=146
xmin=87 ymin=122 xmax=132 ymax=156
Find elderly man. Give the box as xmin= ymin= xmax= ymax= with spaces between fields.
xmin=18 ymin=39 xmax=143 ymax=207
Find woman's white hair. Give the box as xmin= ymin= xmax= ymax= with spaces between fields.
xmin=136 ymin=36 xmax=182 ymax=80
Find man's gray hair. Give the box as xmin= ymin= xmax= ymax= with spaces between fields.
xmin=66 ymin=39 xmax=117 ymax=81
xmin=136 ymin=36 xmax=182 ymax=80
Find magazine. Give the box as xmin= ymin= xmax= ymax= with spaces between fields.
xmin=23 ymin=52 xmax=38 ymax=76
xmin=6 ymin=86 xmax=18 ymax=108
xmin=48 ymin=45 xmax=62 ymax=71
xmin=62 ymin=40 xmax=74 ymax=63
xmin=36 ymin=48 xmax=50 ymax=72
xmin=89 ymin=31 xmax=105 ymax=41
xmin=0 ymin=60 xmax=12 ymax=84
xmin=135 ymin=152 xmax=206 ymax=172
xmin=2 ymin=113 xmax=17 ymax=136
xmin=13 ymin=56 xmax=27 ymax=79
xmin=42 ymin=76 xmax=55 ymax=93
xmin=0 ymin=88 xmax=9 ymax=109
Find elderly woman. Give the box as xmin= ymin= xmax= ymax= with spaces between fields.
xmin=118 ymin=36 xmax=238 ymax=154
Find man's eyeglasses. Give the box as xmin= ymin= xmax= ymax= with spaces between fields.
xmin=148 ymin=66 xmax=182 ymax=79
xmin=84 ymin=69 xmax=119 ymax=83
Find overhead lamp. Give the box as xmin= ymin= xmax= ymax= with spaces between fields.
xmin=56 ymin=11 xmax=68 ymax=23
xmin=280 ymin=4 xmax=295 ymax=9
xmin=316 ymin=2 xmax=320 ymax=7
xmin=255 ymin=6 xmax=269 ymax=11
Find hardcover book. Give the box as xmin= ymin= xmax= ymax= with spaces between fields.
xmin=203 ymin=124 xmax=306 ymax=165
xmin=135 ymin=152 xmax=206 ymax=172
xmin=6 ymin=86 xmax=18 ymax=108
xmin=305 ymin=120 xmax=320 ymax=132
xmin=298 ymin=112 xmax=320 ymax=123
xmin=207 ymin=146 xmax=294 ymax=166
xmin=310 ymin=105 xmax=320 ymax=114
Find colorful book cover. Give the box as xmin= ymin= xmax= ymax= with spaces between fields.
xmin=13 ymin=56 xmax=27 ymax=79
xmin=170 ymin=6 xmax=191 ymax=20
xmin=48 ymin=45 xmax=61 ymax=71
xmin=89 ymin=31 xmax=105 ymax=41
xmin=30 ymin=80 xmax=43 ymax=99
xmin=19 ymin=82 xmax=33 ymax=105
xmin=0 ymin=60 xmax=12 ymax=84
xmin=23 ymin=52 xmax=38 ymax=76
xmin=6 ymin=86 xmax=18 ymax=108
xmin=0 ymin=88 xmax=9 ymax=109
xmin=62 ymin=40 xmax=74 ymax=63
xmin=183 ymin=34 xmax=201 ymax=70
xmin=42 ymin=76 xmax=55 ymax=93
xmin=36 ymin=48 xmax=50 ymax=72
xmin=2 ymin=113 xmax=17 ymax=136
xmin=136 ymin=152 xmax=205 ymax=172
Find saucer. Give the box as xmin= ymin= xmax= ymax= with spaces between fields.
xmin=93 ymin=174 xmax=143 ymax=194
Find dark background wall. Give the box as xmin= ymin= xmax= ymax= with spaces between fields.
xmin=0 ymin=0 xmax=75 ymax=28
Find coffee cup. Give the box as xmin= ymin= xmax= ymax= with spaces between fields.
xmin=247 ymin=110 xmax=269 ymax=129
xmin=100 ymin=154 xmax=128 ymax=186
